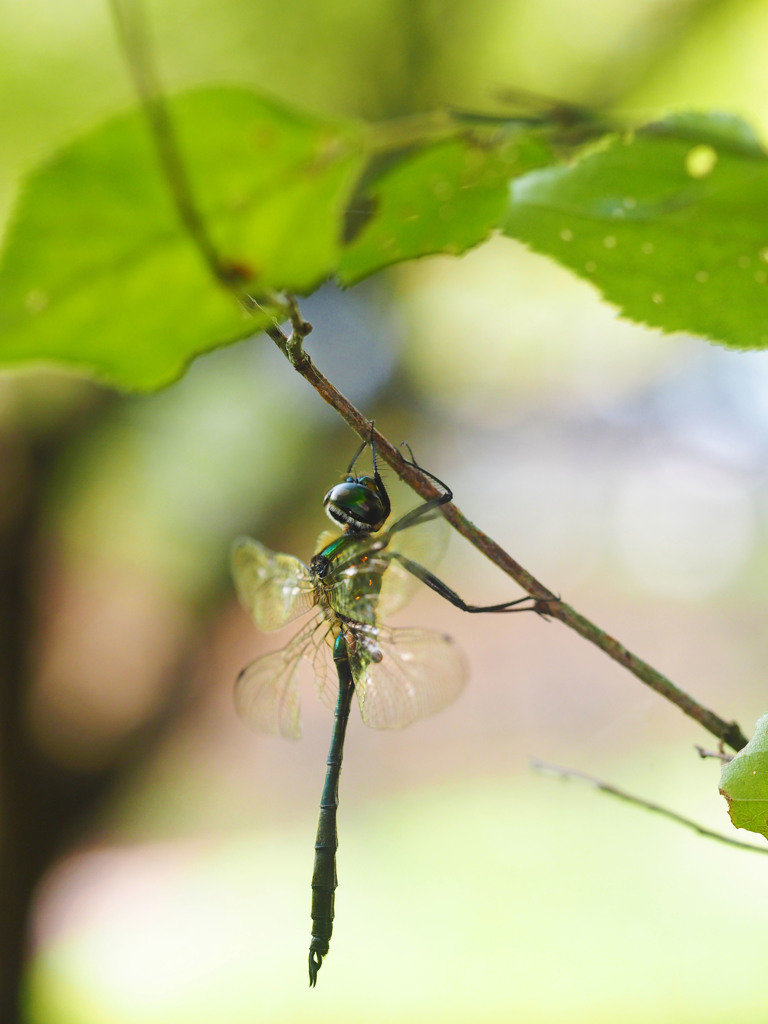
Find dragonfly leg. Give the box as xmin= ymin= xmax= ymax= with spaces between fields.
xmin=382 ymin=446 xmax=456 ymax=538
xmin=346 ymin=437 xmax=368 ymax=475
xmin=347 ymin=421 xmax=392 ymax=523
xmin=390 ymin=448 xmax=549 ymax=614
xmin=392 ymin=552 xmax=539 ymax=614
xmin=348 ymin=419 xmax=382 ymax=476
xmin=399 ymin=442 xmax=453 ymax=503
xmin=369 ymin=423 xmax=392 ymax=522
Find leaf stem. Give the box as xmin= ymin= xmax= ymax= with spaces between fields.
xmin=531 ymin=759 xmax=765 ymax=854
xmin=108 ymin=0 xmax=286 ymax=312
xmin=108 ymin=0 xmax=224 ymax=283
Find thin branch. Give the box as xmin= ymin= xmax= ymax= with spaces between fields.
xmin=108 ymin=0 xmax=286 ymax=311
xmin=695 ymin=744 xmax=733 ymax=764
xmin=531 ymin=759 xmax=767 ymax=855
xmin=266 ymin=321 xmax=748 ymax=752
xmin=109 ymin=0 xmax=749 ymax=754
xmin=109 ymin=0 xmax=223 ymax=281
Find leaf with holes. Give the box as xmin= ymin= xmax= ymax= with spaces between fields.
xmin=720 ymin=713 xmax=768 ymax=841
xmin=502 ymin=112 xmax=768 ymax=350
xmin=337 ymin=131 xmax=555 ymax=285
xmin=0 ymin=86 xmax=365 ymax=390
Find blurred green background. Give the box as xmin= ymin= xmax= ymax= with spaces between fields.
xmin=2 ymin=0 xmax=768 ymax=1021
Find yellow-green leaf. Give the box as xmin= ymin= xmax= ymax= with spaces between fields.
xmin=720 ymin=713 xmax=768 ymax=841
xmin=0 ymin=87 xmax=365 ymax=390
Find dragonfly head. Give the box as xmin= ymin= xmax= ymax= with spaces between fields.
xmin=323 ymin=473 xmax=388 ymax=533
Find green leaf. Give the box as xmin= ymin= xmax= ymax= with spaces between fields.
xmin=720 ymin=713 xmax=768 ymax=841
xmin=502 ymin=112 xmax=768 ymax=350
xmin=8 ymin=91 xmax=768 ymax=393
xmin=338 ymin=131 xmax=554 ymax=285
xmin=0 ymin=87 xmax=365 ymax=390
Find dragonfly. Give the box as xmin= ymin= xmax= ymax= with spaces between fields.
xmin=231 ymin=428 xmax=537 ymax=986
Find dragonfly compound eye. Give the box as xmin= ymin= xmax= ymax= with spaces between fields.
xmin=323 ymin=478 xmax=387 ymax=532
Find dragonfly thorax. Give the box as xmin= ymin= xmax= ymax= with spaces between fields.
xmin=323 ymin=474 xmax=388 ymax=533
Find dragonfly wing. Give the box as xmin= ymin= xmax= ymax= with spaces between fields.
xmin=321 ymin=513 xmax=450 ymax=621
xmin=376 ymin=512 xmax=451 ymax=617
xmin=314 ymin=527 xmax=342 ymax=553
xmin=311 ymin=627 xmax=340 ymax=712
xmin=234 ymin=624 xmax=318 ymax=739
xmin=231 ymin=536 xmax=315 ymax=632
xmin=350 ymin=626 xmax=467 ymax=730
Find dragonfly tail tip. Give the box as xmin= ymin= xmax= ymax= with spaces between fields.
xmin=308 ymin=949 xmax=323 ymax=987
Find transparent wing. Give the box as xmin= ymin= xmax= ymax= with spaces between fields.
xmin=320 ymin=511 xmax=451 ymax=621
xmin=314 ymin=527 xmax=341 ymax=554
xmin=231 ymin=536 xmax=315 ymax=632
xmin=350 ymin=625 xmax=467 ymax=730
xmin=234 ymin=620 xmax=321 ymax=739
xmin=310 ymin=626 xmax=340 ymax=712
xmin=376 ymin=510 xmax=451 ymax=618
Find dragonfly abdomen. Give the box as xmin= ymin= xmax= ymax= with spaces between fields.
xmin=308 ymin=633 xmax=355 ymax=987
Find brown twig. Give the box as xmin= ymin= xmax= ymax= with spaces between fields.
xmin=695 ymin=744 xmax=733 ymax=764
xmin=109 ymin=0 xmax=748 ymax=754
xmin=532 ymin=759 xmax=766 ymax=854
xmin=268 ymin=316 xmax=748 ymax=753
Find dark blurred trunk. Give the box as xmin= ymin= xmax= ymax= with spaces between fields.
xmin=0 ymin=404 xmax=206 ymax=1022
xmin=0 ymin=420 xmax=123 ymax=1022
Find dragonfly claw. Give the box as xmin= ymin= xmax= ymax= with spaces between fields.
xmin=533 ymin=595 xmax=561 ymax=619
xmin=308 ymin=949 xmax=323 ymax=987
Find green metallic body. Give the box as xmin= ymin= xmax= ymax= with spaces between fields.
xmin=231 ymin=434 xmax=536 ymax=986
xmin=308 ymin=633 xmax=355 ymax=986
